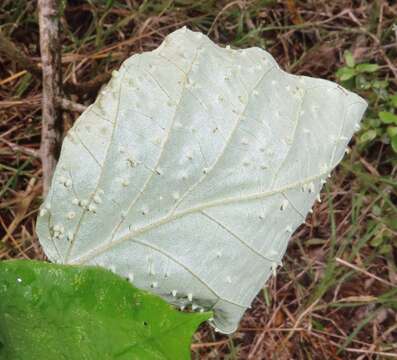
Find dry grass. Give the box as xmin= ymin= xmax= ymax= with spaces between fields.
xmin=1 ymin=1 xmax=396 ymax=359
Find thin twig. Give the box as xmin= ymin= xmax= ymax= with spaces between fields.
xmin=38 ymin=0 xmax=62 ymax=196
xmin=336 ymin=257 xmax=396 ymax=288
xmin=0 ymin=138 xmax=40 ymax=158
xmin=57 ymin=96 xmax=87 ymax=113
xmin=191 ymin=339 xmax=230 ymax=349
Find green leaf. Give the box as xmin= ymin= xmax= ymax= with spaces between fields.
xmin=387 ymin=126 xmax=397 ymax=138
xmin=390 ymin=94 xmax=397 ymax=108
xmin=344 ymin=50 xmax=355 ymax=68
xmin=379 ymin=244 xmax=393 ymax=255
xmin=356 ymin=63 xmax=379 ymax=73
xmin=392 ymin=135 xmax=397 ymax=153
xmin=371 ymin=79 xmax=388 ymax=89
xmin=379 ymin=111 xmax=397 ymax=125
xmin=0 ymin=260 xmax=210 ymax=360
xmin=336 ymin=67 xmax=357 ymax=81
xmin=368 ymin=118 xmax=381 ymax=128
xmin=371 ymin=204 xmax=382 ymax=217
xmin=356 ymin=74 xmax=371 ymax=90
xmin=370 ymin=234 xmax=384 ymax=247
xmin=359 ymin=129 xmax=377 ymax=143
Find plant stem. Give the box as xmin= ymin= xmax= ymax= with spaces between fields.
xmin=38 ymin=0 xmax=63 ymax=196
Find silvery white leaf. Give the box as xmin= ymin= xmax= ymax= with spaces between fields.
xmin=37 ymin=27 xmax=367 ymax=333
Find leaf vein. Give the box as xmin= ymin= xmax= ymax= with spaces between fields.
xmin=200 ymin=210 xmax=275 ymax=262
xmin=70 ymin=169 xmax=330 ymax=265
xmin=106 ymin=40 xmax=205 ymax=244
xmin=169 ymin=65 xmax=277 ymax=215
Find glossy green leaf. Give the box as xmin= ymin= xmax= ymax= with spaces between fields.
xmin=379 ymin=111 xmax=397 ymax=125
xmin=336 ymin=67 xmax=357 ymax=81
xmin=36 ymin=28 xmax=366 ymax=333
xmin=356 ymin=63 xmax=379 ymax=73
xmin=387 ymin=126 xmax=397 ymax=138
xmin=359 ymin=129 xmax=377 ymax=143
xmin=0 ymin=260 xmax=210 ymax=360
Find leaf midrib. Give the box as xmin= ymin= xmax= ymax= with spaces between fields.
xmin=70 ymin=169 xmax=329 ymax=265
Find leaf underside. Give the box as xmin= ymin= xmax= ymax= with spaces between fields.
xmin=36 ymin=27 xmax=367 ymax=333
xmin=0 ymin=260 xmax=210 ymax=360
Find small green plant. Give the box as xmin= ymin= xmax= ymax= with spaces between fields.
xmin=336 ymin=50 xmax=397 ymax=153
xmin=367 ymin=198 xmax=397 ymax=255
